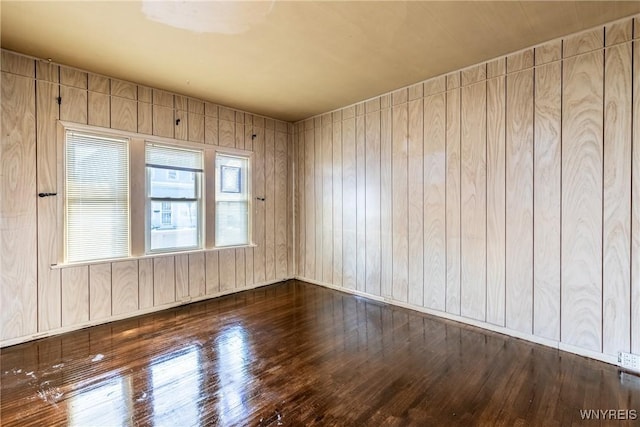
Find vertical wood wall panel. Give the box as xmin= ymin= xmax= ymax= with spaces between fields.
xmin=365 ymin=110 xmax=381 ymax=296
xmin=533 ymin=62 xmax=562 ymax=340
xmin=89 ymin=263 xmax=112 ymax=320
xmin=506 ymin=69 xmax=534 ymax=333
xmin=356 ymin=115 xmax=366 ymax=291
xmin=205 ymin=251 xmax=220 ymax=295
xmin=561 ymin=51 xmax=604 ymax=352
xmin=407 ymin=99 xmax=424 ymax=306
xmin=253 ymin=127 xmax=266 ymax=284
xmin=111 ymin=260 xmax=139 ymax=316
xmin=380 ymin=103 xmax=393 ymax=299
xmin=445 ymin=88 xmax=461 ymax=315
xmin=88 ymin=92 xmax=110 ymax=128
xmin=265 ymin=128 xmax=276 ymax=281
xmin=486 ymin=76 xmax=506 ymax=326
xmin=154 ymin=257 xmax=175 ymax=306
xmin=423 ymin=93 xmax=447 ymax=311
xmin=276 ymin=131 xmax=289 ymax=279
xmin=460 ymin=81 xmax=487 ymax=321
xmin=138 ymin=259 xmax=154 ymax=309
xmin=331 ymin=120 xmax=342 ymax=286
xmin=633 ymin=39 xmax=640 ymax=355
xmin=235 ymin=248 xmax=246 ymax=287
xmin=392 ymin=102 xmax=408 ymax=302
xmin=219 ymin=249 xmax=236 ymax=291
xmin=189 ymin=253 xmax=206 ymax=297
xmin=111 ymin=97 xmax=137 ymax=132
xmin=603 ymin=42 xmax=632 ymax=355
xmin=36 ymin=79 xmax=62 ymax=331
xmin=175 ymin=254 xmax=189 ymax=299
xmin=297 ymin=127 xmax=305 ymax=277
xmin=61 ymin=266 xmax=89 ymax=327
xmin=315 ymin=122 xmax=323 ymax=283
xmin=342 ymin=118 xmax=356 ymax=289
xmin=304 ymin=127 xmax=316 ymax=280
xmin=1 ymin=72 xmax=37 ymax=340
xmin=322 ymin=121 xmax=333 ymax=283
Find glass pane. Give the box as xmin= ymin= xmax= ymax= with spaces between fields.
xmin=215 ymin=201 xmax=248 ymax=246
xmin=148 ymin=167 xmax=197 ymax=199
xmin=150 ymin=201 xmax=199 ymax=251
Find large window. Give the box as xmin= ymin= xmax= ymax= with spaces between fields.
xmin=146 ymin=144 xmax=203 ymax=253
xmin=65 ymin=131 xmax=129 ymax=263
xmin=215 ymin=153 xmax=250 ymax=246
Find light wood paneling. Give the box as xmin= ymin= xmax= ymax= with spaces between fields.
xmin=60 ymin=67 xmax=87 ymax=89
xmin=486 ymin=76 xmax=506 ymax=326
xmin=603 ymin=42 xmax=632 ymax=355
xmin=219 ymin=120 xmax=235 ymax=148
xmin=322 ymin=121 xmax=333 ymax=284
xmin=563 ymin=27 xmax=604 ymax=58
xmin=88 ymin=74 xmax=109 ymax=94
xmin=189 ymin=113 xmax=205 ymax=143
xmin=253 ymin=126 xmax=266 ymax=284
xmin=36 ymin=61 xmax=58 ymax=83
xmin=176 ymin=254 xmax=189 ymax=299
xmin=407 ymin=99 xmax=424 ymax=306
xmin=138 ymin=259 xmax=154 ymax=309
xmin=111 ymin=260 xmax=138 ymax=316
xmin=445 ymin=88 xmax=461 ymax=315
xmin=297 ymin=127 xmax=306 ymax=277
xmin=303 ymin=126 xmax=315 ymax=279
xmin=204 ymin=116 xmax=219 ymax=145
xmin=562 ymin=51 xmax=604 ymax=352
xmin=111 ymin=96 xmax=137 ymax=132
xmin=88 ymin=92 xmax=110 ymax=128
xmin=605 ymin=18 xmax=632 ymax=46
xmin=392 ymin=102 xmax=408 ymax=303
xmin=423 ymin=93 xmax=447 ymax=312
xmin=1 ymin=51 xmax=34 ymax=77
xmin=460 ymin=81 xmax=486 ymax=321
xmin=153 ymin=257 xmax=175 ymax=306
xmin=380 ymin=100 xmax=393 ymax=299
xmin=332 ymin=119 xmax=343 ymax=286
xmin=356 ymin=115 xmax=366 ymax=291
xmin=315 ymin=121 xmax=323 ymax=283
xmin=276 ymin=131 xmax=289 ymax=279
xmin=153 ymin=89 xmax=173 ymax=107
xmin=265 ymin=127 xmax=276 ymax=281
xmin=534 ymin=62 xmax=562 ymax=340
xmin=365 ymin=110 xmax=381 ymax=296
xmin=235 ymin=248 xmax=246 ymax=288
xmin=138 ymin=102 xmax=152 ymax=135
xmin=175 ymin=109 xmax=188 ymax=141
xmin=36 ymin=80 xmax=61 ymax=331
xmin=342 ymin=118 xmax=356 ymax=289
xmin=1 ymin=73 xmax=37 ymax=340
xmin=505 ymin=69 xmax=534 ymax=333
xmin=219 ymin=249 xmax=236 ymax=291
xmin=189 ymin=253 xmax=205 ymax=297
xmin=89 ymin=263 xmax=111 ymax=320
xmin=138 ymin=86 xmax=152 ymax=103
xmin=60 ymin=85 xmax=87 ymax=124
xmin=461 ymin=64 xmax=486 ymax=86
xmin=111 ymin=80 xmax=137 ymax=100
xmin=506 ymin=49 xmax=533 ymax=73
xmin=152 ymin=105 xmax=174 ymax=138
xmin=535 ymin=40 xmax=562 ymax=66
xmin=61 ymin=266 xmax=88 ymax=327
xmin=205 ymin=251 xmax=220 ymax=295
xmin=633 ymin=39 xmax=640 ymax=355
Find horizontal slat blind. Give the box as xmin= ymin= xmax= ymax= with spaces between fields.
xmin=146 ymin=144 xmax=203 ymax=171
xmin=65 ymin=131 xmax=129 ymax=262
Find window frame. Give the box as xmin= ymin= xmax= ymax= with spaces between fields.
xmin=56 ymin=121 xmax=255 ymax=267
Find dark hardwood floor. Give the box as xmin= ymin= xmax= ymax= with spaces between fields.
xmin=1 ymin=280 xmax=639 ymax=426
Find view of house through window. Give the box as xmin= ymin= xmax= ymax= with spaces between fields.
xmin=215 ymin=153 xmax=250 ymax=246
xmin=146 ymin=144 xmax=203 ymax=252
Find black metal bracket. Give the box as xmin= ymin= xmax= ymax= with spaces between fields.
xmin=175 ymin=118 xmax=181 ymax=125
xmin=38 ymin=192 xmax=57 ymax=197
xmin=252 ymin=134 xmax=257 ymax=140
xmin=56 ymin=97 xmax=62 ymax=105
xmin=256 ymin=197 xmax=265 ymax=201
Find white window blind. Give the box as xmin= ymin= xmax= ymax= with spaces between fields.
xmin=215 ymin=154 xmax=250 ymax=246
xmin=65 ymin=131 xmax=129 ymax=263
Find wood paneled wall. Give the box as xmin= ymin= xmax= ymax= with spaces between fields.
xmin=0 ymin=50 xmax=294 ymax=346
xmin=294 ymin=16 xmax=640 ymax=360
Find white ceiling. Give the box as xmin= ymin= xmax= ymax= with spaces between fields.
xmin=3 ymin=1 xmax=640 ymax=122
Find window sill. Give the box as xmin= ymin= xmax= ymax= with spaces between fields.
xmin=51 ymin=244 xmax=258 ymax=269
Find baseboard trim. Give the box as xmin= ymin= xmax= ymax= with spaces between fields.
xmin=295 ymin=276 xmax=619 ymax=366
xmin=0 ymin=277 xmax=292 ymax=348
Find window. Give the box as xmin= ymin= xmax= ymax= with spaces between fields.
xmin=215 ymin=153 xmax=250 ymax=246
xmin=146 ymin=144 xmax=203 ymax=252
xmin=64 ymin=131 xmax=129 ymax=263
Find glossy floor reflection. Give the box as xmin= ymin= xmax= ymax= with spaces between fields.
xmin=2 ymin=280 xmax=639 ymax=426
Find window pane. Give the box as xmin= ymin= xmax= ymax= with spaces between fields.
xmin=65 ymin=131 xmax=129 ymax=263
xmin=215 ymin=154 xmax=249 ymax=247
xmin=150 ymin=201 xmax=199 ymax=251
xmin=148 ymin=167 xmax=197 ymax=199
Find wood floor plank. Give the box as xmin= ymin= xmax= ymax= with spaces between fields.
xmin=365 ymin=110 xmax=381 ymax=296
xmin=486 ymin=76 xmax=506 ymax=326
xmin=506 ymin=69 xmax=534 ymax=333
xmin=561 ymin=51 xmax=604 ymax=352
xmin=392 ymin=102 xmax=409 ymax=303
xmin=445 ymin=88 xmax=461 ymax=315
xmin=423 ymin=93 xmax=447 ymax=312
xmin=603 ymin=43 xmax=632 ymax=355
xmin=460 ymin=81 xmax=487 ymax=322
xmin=534 ymin=62 xmax=562 ymax=341
xmin=407 ymin=99 xmax=424 ymax=306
